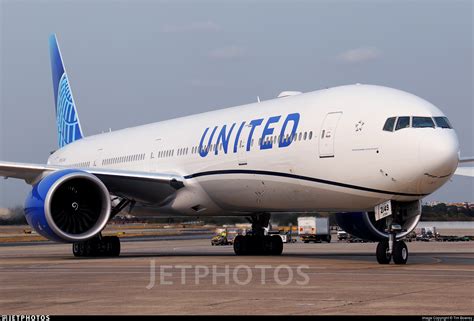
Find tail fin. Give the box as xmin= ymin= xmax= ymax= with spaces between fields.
xmin=49 ymin=34 xmax=84 ymax=148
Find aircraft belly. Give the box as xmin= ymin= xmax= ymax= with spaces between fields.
xmin=195 ymin=174 xmax=394 ymax=213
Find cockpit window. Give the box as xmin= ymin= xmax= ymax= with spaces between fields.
xmin=434 ymin=116 xmax=452 ymax=129
xmin=395 ymin=116 xmax=410 ymax=130
xmin=383 ymin=117 xmax=396 ymax=132
xmin=412 ymin=117 xmax=435 ymax=128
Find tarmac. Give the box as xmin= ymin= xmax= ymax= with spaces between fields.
xmin=0 ymin=237 xmax=473 ymax=315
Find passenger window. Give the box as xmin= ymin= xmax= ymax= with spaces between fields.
xmin=395 ymin=117 xmax=410 ymax=130
xmin=303 ymin=132 xmax=307 ymax=140
xmin=412 ymin=117 xmax=435 ymax=128
xmin=309 ymin=131 xmax=313 ymax=140
xmin=383 ymin=117 xmax=396 ymax=131
xmin=434 ymin=117 xmax=452 ymax=129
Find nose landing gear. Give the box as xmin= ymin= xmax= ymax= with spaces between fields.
xmin=376 ymin=224 xmax=408 ymax=264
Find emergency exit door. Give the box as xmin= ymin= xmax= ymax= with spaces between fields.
xmin=319 ymin=112 xmax=342 ymax=158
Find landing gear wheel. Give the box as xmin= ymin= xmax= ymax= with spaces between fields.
xmin=376 ymin=240 xmax=391 ymax=264
xmin=233 ymin=235 xmax=247 ymax=255
xmin=106 ymin=236 xmax=121 ymax=257
xmin=269 ymin=236 xmax=283 ymax=255
xmin=392 ymin=240 xmax=408 ymax=265
xmin=72 ymin=236 xmax=121 ymax=257
xmin=73 ymin=240 xmax=94 ymax=257
xmin=73 ymin=242 xmax=84 ymax=257
xmin=234 ymin=235 xmax=283 ymax=256
xmin=233 ymin=213 xmax=286 ymax=256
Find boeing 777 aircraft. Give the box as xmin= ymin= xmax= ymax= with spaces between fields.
xmin=1 ymin=35 xmax=472 ymax=264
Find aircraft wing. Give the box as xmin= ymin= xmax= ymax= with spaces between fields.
xmin=0 ymin=160 xmax=184 ymax=204
xmin=454 ymin=156 xmax=474 ymax=177
xmin=459 ymin=157 xmax=474 ymax=163
xmin=455 ymin=167 xmax=474 ymax=177
xmin=0 ymin=161 xmax=54 ymax=184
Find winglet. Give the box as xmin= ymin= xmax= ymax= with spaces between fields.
xmin=49 ymin=34 xmax=84 ymax=148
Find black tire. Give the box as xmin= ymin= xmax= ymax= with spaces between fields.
xmin=326 ymin=235 xmax=332 ymax=243
xmin=233 ymin=235 xmax=246 ymax=255
xmin=251 ymin=235 xmax=265 ymax=255
xmin=108 ymin=236 xmax=121 ymax=257
xmin=83 ymin=240 xmax=94 ymax=257
xmin=269 ymin=236 xmax=283 ymax=255
xmin=376 ymin=240 xmax=391 ymax=264
xmin=72 ymin=243 xmax=83 ymax=257
xmin=392 ymin=240 xmax=408 ymax=265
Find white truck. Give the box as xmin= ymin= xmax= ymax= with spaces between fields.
xmin=298 ymin=217 xmax=331 ymax=243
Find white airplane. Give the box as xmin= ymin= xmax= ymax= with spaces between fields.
xmin=1 ymin=35 xmax=472 ymax=264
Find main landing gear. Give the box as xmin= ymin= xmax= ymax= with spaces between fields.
xmin=233 ymin=213 xmax=283 ymax=256
xmin=376 ymin=224 xmax=408 ymax=264
xmin=73 ymin=235 xmax=121 ymax=257
xmin=72 ymin=197 xmax=132 ymax=258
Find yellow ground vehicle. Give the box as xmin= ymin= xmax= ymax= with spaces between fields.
xmin=211 ymin=228 xmax=241 ymax=246
xmin=211 ymin=231 xmax=230 ymax=246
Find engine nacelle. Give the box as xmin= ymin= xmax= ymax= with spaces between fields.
xmin=24 ymin=169 xmax=111 ymax=242
xmin=335 ymin=200 xmax=421 ymax=241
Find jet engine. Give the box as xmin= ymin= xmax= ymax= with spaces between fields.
xmin=335 ymin=200 xmax=421 ymax=241
xmin=24 ymin=169 xmax=111 ymax=242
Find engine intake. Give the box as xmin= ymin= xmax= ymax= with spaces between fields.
xmin=335 ymin=200 xmax=421 ymax=241
xmin=25 ymin=169 xmax=111 ymax=242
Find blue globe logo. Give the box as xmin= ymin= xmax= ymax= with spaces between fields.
xmin=57 ymin=73 xmax=82 ymax=147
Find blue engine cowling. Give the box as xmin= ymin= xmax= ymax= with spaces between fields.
xmin=24 ymin=169 xmax=111 ymax=243
xmin=335 ymin=201 xmax=421 ymax=241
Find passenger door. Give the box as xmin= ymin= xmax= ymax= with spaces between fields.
xmin=319 ymin=112 xmax=342 ymax=158
xmin=237 ymin=137 xmax=248 ymax=166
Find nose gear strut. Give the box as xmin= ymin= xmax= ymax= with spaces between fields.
xmin=376 ymin=211 xmax=409 ymax=264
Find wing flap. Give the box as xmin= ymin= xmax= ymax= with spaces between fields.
xmin=89 ymin=169 xmax=184 ymax=204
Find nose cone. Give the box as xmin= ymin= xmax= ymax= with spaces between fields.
xmin=419 ymin=130 xmax=459 ymax=193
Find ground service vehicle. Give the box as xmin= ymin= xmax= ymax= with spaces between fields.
xmin=298 ymin=217 xmax=331 ymax=243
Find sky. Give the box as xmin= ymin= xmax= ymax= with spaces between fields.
xmin=0 ymin=0 xmax=472 ymax=208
